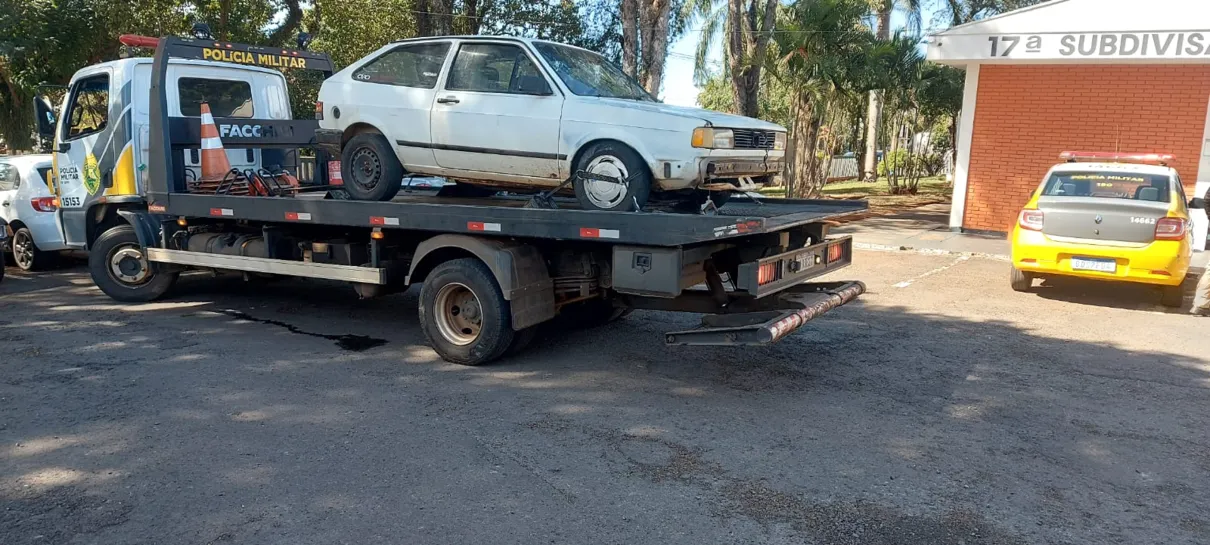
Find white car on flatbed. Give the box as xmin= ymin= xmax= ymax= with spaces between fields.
xmin=316 ymin=36 xmax=786 ymax=211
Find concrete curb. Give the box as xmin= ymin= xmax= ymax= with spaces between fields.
xmin=854 ymin=241 xmax=1012 ymax=262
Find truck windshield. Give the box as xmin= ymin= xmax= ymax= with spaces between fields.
xmin=1041 ymin=172 xmax=1171 ymax=203
xmin=532 ymin=42 xmax=654 ymax=101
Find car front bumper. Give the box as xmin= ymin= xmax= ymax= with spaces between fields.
xmin=651 ymin=151 xmax=785 ymax=192
xmin=1011 ymin=228 xmax=1191 ymax=287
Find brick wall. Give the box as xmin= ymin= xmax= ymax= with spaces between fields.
xmin=963 ymin=64 xmax=1210 ymax=232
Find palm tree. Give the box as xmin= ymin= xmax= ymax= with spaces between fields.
xmin=771 ymin=0 xmax=871 ymax=197
xmin=862 ymin=0 xmax=921 ymax=181
xmin=683 ymin=0 xmax=778 ymax=118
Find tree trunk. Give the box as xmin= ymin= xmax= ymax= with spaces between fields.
xmin=416 ymin=0 xmax=432 ymax=37
xmin=433 ymin=0 xmax=454 ymax=36
xmin=862 ymin=7 xmax=893 ymax=181
xmin=789 ymin=91 xmax=818 ymax=198
xmin=266 ymin=0 xmax=303 ymax=46
xmin=621 ymin=0 xmax=639 ymax=78
xmin=726 ymin=0 xmax=777 ymax=118
xmin=638 ymin=0 xmax=672 ymax=96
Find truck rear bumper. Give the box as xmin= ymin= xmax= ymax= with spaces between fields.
xmin=664 ymin=281 xmax=864 ymax=346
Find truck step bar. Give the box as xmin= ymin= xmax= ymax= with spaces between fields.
xmin=146 ymin=248 xmax=388 ymax=284
xmin=664 ymin=281 xmax=865 ymax=346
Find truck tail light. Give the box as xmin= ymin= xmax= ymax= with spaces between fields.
xmin=827 ymin=243 xmax=844 ymax=263
xmin=757 ymin=261 xmax=781 ymax=285
xmin=1018 ymin=209 xmax=1044 ymax=231
xmin=1155 ymin=217 xmax=1187 ymax=240
xmin=314 ymin=101 xmax=324 ymax=120
xmin=30 ymin=196 xmax=57 ymax=212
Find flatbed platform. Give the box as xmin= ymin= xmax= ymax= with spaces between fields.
xmin=149 ymin=191 xmax=868 ymax=247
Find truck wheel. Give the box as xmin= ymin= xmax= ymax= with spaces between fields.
xmin=1160 ymin=285 xmax=1184 ymax=308
xmin=89 ymin=225 xmax=178 ymax=303
xmin=342 ymin=133 xmax=404 ymax=201
xmin=12 ymin=227 xmax=52 ymax=271
xmin=573 ymin=142 xmax=651 ymax=211
xmin=1009 ymin=266 xmax=1033 ymax=292
xmin=419 ymin=258 xmax=515 ymax=365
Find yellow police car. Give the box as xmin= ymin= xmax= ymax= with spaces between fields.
xmin=1010 ymin=152 xmax=1195 ymax=307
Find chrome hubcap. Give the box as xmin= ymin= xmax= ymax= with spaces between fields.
xmin=584 ymin=155 xmax=629 ymax=209
xmin=109 ymin=246 xmax=150 ymax=285
xmin=434 ymin=282 xmax=482 ymax=346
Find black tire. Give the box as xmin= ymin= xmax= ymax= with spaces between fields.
xmin=341 ymin=132 xmax=404 ymax=201
xmin=419 ymin=258 xmax=515 ymax=365
xmin=1009 ymin=266 xmax=1033 ymax=292
xmin=88 ymin=225 xmax=178 ymax=303
xmin=0 ymin=248 xmax=6 ymax=283
xmin=1160 ymin=285 xmax=1184 ymax=308
xmin=676 ymin=190 xmax=732 ymax=212
xmin=573 ymin=142 xmax=651 ymax=211
xmin=11 ymin=227 xmax=52 ymax=272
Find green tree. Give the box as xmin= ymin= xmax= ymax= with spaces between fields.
xmin=861 ymin=0 xmax=921 ymax=182
xmin=696 ymin=71 xmax=791 ymax=128
xmin=683 ymin=0 xmax=778 ymax=118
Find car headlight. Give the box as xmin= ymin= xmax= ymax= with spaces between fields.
xmin=773 ymin=132 xmax=786 ymax=150
xmin=691 ymin=127 xmax=735 ymax=149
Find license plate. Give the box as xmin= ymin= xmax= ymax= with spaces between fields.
xmin=1071 ymin=257 xmax=1117 ymax=273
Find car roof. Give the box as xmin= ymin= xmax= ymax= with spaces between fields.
xmin=1049 ymin=161 xmax=1175 ymax=177
xmin=387 ymin=35 xmax=597 ymax=54
xmin=0 ymin=154 xmax=53 ymax=169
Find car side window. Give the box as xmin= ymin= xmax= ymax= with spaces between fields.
xmin=0 ymin=163 xmax=19 ymax=191
xmin=353 ymin=43 xmax=451 ymax=89
xmin=62 ymin=74 xmax=110 ymax=140
xmin=446 ymin=43 xmax=549 ymax=95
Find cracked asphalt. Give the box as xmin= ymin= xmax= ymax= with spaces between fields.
xmin=1 ymin=250 xmax=1208 ymax=545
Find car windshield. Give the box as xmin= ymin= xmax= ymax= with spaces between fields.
xmin=1041 ymin=171 xmax=1171 ymax=203
xmin=532 ymin=42 xmax=654 ymax=101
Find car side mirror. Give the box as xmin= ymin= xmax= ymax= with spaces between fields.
xmin=515 ymin=75 xmax=553 ymax=96
xmin=1190 ymin=197 xmax=1206 ymax=209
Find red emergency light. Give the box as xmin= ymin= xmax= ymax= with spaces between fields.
xmin=119 ymin=34 xmax=160 ymax=49
xmin=1059 ymin=151 xmax=1174 ymax=166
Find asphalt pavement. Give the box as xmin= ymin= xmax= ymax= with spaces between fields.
xmin=1 ymin=250 xmax=1208 ymax=545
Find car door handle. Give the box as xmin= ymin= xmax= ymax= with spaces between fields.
xmin=437 ymin=96 xmax=460 ymax=104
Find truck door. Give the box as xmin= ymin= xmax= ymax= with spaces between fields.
xmin=54 ymin=69 xmax=114 ymax=249
xmin=430 ymin=42 xmax=563 ymax=179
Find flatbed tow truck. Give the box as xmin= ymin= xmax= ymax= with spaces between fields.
xmin=81 ymin=36 xmax=866 ymax=365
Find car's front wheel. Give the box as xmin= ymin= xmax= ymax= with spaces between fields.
xmin=573 ymin=142 xmax=651 ymax=211
xmin=341 ymin=132 xmax=404 ymax=201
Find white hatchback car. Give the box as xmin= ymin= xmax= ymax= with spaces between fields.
xmin=0 ymin=154 xmax=68 ymax=271
xmin=316 ymin=36 xmax=786 ymax=211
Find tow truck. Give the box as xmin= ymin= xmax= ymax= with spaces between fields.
xmin=43 ymin=35 xmax=867 ymax=365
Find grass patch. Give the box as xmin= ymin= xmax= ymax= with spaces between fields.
xmin=757 ymin=176 xmax=952 ymax=215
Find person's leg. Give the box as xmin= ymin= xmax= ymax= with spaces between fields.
xmin=1192 ymin=266 xmax=1210 ymax=315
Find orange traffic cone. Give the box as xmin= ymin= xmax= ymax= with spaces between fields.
xmin=193 ymin=102 xmax=250 ymax=195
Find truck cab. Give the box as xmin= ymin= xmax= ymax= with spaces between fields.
xmin=37 ymin=55 xmax=294 ymax=250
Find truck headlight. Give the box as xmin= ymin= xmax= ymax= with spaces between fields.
xmin=773 ymin=132 xmax=786 ymax=150
xmin=691 ymin=127 xmax=734 ymax=149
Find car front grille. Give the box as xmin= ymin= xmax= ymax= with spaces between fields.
xmin=732 ymin=129 xmax=777 ymax=150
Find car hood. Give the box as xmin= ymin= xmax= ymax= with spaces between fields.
xmin=593 ymin=98 xmax=786 ymax=131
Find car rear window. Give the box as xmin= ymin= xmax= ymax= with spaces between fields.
xmin=1041 ymin=172 xmax=1171 ymax=203
xmin=178 ymin=78 xmax=253 ymax=118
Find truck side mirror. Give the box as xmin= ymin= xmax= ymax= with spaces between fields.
xmin=1189 ymin=197 xmax=1206 ymax=209
xmin=34 ymin=95 xmax=57 ymax=140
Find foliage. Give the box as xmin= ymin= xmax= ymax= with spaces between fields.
xmin=696 ymin=72 xmax=791 ymax=128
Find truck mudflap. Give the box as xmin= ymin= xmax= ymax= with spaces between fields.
xmin=664 ymin=281 xmax=865 ymax=346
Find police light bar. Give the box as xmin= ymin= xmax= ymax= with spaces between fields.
xmin=1060 ymin=151 xmax=1174 ymax=166
xmin=119 ymin=34 xmax=160 ymax=48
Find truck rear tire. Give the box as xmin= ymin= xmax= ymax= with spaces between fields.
xmin=1160 ymin=285 xmax=1184 ymax=308
xmin=419 ymin=258 xmax=515 ymax=365
xmin=1009 ymin=266 xmax=1033 ymax=292
xmin=89 ymin=225 xmax=178 ymax=303
xmin=573 ymin=142 xmax=651 ymax=211
xmin=342 ymin=133 xmax=404 ymax=201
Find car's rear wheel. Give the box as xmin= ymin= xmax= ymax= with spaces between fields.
xmin=1010 ymin=266 xmax=1033 ymax=292
xmin=1160 ymin=284 xmax=1184 ymax=308
xmin=573 ymin=142 xmax=651 ymax=211
xmin=11 ymin=227 xmax=52 ymax=271
xmin=342 ymin=132 xmax=404 ymax=201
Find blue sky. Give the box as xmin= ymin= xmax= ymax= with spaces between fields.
xmin=660 ymin=1 xmax=948 ymax=107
